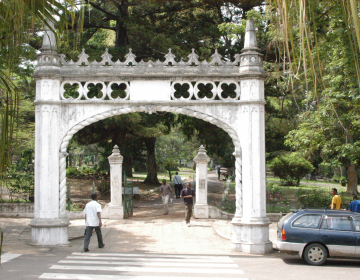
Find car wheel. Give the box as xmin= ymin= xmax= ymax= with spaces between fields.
xmin=303 ymin=243 xmax=327 ymax=266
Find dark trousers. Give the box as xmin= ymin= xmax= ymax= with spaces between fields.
xmin=185 ymin=203 xmax=193 ymax=223
xmin=175 ymin=184 xmax=183 ymax=198
xmin=84 ymin=226 xmax=104 ymax=250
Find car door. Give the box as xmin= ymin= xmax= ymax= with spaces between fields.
xmin=319 ymin=215 xmax=356 ymax=257
xmin=353 ymin=218 xmax=360 ymax=256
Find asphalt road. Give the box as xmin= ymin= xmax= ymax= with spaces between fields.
xmin=1 ymin=239 xmax=359 ymax=280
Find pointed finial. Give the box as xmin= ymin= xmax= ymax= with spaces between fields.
xmin=41 ymin=21 xmax=57 ymax=51
xmin=112 ymin=145 xmax=120 ymax=155
xmin=193 ymin=145 xmax=210 ymax=163
xmin=243 ymin=20 xmax=258 ymax=50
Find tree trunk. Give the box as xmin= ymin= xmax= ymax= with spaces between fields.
xmin=340 ymin=165 xmax=345 ymax=177
xmin=310 ymin=169 xmax=317 ymax=181
xmin=124 ymin=155 xmax=133 ymax=177
xmin=347 ymin=162 xmax=358 ymax=194
xmin=143 ymin=137 xmax=160 ymax=185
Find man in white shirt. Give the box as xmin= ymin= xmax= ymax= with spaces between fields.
xmin=83 ymin=193 xmax=105 ymax=252
xmin=172 ymin=172 xmax=184 ymax=199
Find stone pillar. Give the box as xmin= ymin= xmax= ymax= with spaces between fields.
xmin=29 ymin=22 xmax=70 ymax=246
xmin=193 ymin=145 xmax=210 ymax=218
xmin=230 ymin=20 xmax=272 ymax=254
xmin=108 ymin=145 xmax=124 ymax=219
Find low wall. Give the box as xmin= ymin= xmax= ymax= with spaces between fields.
xmin=208 ymin=205 xmax=284 ymax=222
xmin=0 ymin=203 xmax=34 ymax=218
xmin=0 ymin=203 xmax=110 ymax=219
xmin=0 ymin=202 xmax=285 ymax=222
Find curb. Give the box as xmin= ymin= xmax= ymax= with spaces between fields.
xmin=211 ymin=222 xmax=231 ymax=240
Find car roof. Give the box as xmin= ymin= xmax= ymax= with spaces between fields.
xmin=294 ymin=209 xmax=360 ymax=217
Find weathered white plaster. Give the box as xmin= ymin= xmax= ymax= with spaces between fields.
xmin=193 ymin=145 xmax=210 ymax=218
xmin=108 ymin=145 xmax=124 ymax=219
xmin=32 ymin=20 xmax=272 ymax=254
xmin=130 ymin=81 xmax=171 ymax=101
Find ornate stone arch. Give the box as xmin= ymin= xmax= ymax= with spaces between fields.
xmin=32 ymin=20 xmax=272 ymax=254
xmin=58 ymin=105 xmax=241 ymax=217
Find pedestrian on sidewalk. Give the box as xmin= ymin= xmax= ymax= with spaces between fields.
xmin=173 ymin=172 xmax=184 ymax=199
xmin=158 ymin=179 xmax=173 ymax=215
xmin=83 ymin=193 xmax=105 ymax=252
xmin=217 ymin=165 xmax=221 ymax=180
xmin=181 ymin=182 xmax=195 ymax=226
xmin=330 ymin=188 xmax=342 ymax=209
xmin=349 ymin=195 xmax=360 ymax=213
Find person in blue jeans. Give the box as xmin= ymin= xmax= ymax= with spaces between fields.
xmin=349 ymin=195 xmax=360 ymax=213
xmin=83 ymin=193 xmax=105 ymax=252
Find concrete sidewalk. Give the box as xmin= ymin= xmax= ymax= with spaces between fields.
xmin=1 ymin=217 xmax=277 ymax=256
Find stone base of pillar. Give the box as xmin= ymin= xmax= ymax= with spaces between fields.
xmin=194 ymin=204 xmax=209 ymax=218
xmin=29 ymin=218 xmax=70 ymax=246
xmin=108 ymin=204 xmax=124 ymax=220
xmin=230 ymin=217 xmax=273 ymax=254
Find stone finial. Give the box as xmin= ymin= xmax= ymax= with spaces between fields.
xmin=193 ymin=145 xmax=210 ymax=164
xmin=108 ymin=145 xmax=123 ymax=164
xmin=41 ymin=21 xmax=57 ymax=52
xmin=239 ymin=19 xmax=265 ymax=76
xmin=243 ymin=20 xmax=259 ymax=51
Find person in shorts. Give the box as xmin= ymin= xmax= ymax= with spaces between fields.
xmin=158 ymin=179 xmax=173 ymax=215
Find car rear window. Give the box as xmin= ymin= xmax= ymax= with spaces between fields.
xmin=278 ymin=212 xmax=295 ymax=229
xmin=352 ymin=219 xmax=360 ymax=232
xmin=320 ymin=216 xmax=352 ymax=231
xmin=292 ymin=214 xmax=321 ymax=229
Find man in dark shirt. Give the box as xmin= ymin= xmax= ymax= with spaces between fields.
xmin=181 ymin=182 xmax=195 ymax=226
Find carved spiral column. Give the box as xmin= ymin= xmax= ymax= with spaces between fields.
xmin=59 ymin=152 xmax=69 ymax=218
xmin=233 ymin=149 xmax=242 ymax=219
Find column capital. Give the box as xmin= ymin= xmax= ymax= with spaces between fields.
xmin=193 ymin=145 xmax=210 ymax=164
xmin=108 ymin=145 xmax=123 ymax=164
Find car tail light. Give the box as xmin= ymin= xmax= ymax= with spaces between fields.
xmin=281 ymin=229 xmax=286 ymax=240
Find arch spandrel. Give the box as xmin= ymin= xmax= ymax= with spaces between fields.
xmin=59 ymin=104 xmax=242 ymax=153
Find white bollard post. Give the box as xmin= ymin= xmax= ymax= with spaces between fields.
xmin=193 ymin=145 xmax=210 ymax=218
xmin=108 ymin=145 xmax=124 ymax=219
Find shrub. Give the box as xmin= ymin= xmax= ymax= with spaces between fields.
xmin=296 ymin=188 xmax=330 ymax=208
xmin=97 ymin=181 xmax=110 ymax=197
xmin=266 ymin=183 xmax=289 ymax=212
xmin=268 ymin=153 xmax=314 ymax=186
xmin=66 ymin=167 xmax=80 ymax=177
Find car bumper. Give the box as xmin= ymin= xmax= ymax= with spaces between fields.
xmin=274 ymin=239 xmax=306 ymax=257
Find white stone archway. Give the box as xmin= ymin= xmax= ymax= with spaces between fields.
xmin=30 ymin=20 xmax=272 ymax=254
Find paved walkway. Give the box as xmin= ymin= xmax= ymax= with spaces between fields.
xmin=1 ymin=171 xmax=277 ymax=256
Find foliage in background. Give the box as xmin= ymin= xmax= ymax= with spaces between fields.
xmin=266 ymin=183 xmax=289 ymax=212
xmin=268 ymin=0 xmax=360 ymax=194
xmin=268 ymin=153 xmax=314 ymax=186
xmin=0 ymin=0 xmax=78 ymax=188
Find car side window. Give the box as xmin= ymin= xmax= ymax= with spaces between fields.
xmin=353 ymin=219 xmax=360 ymax=232
xmin=320 ymin=216 xmax=352 ymax=231
xmin=292 ymin=214 xmax=321 ymax=229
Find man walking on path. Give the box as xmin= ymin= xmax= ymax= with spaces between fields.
xmin=217 ymin=165 xmax=221 ymax=180
xmin=330 ymin=188 xmax=342 ymax=209
xmin=83 ymin=193 xmax=105 ymax=252
xmin=173 ymin=172 xmax=184 ymax=199
xmin=181 ymin=182 xmax=195 ymax=226
xmin=350 ymin=195 xmax=360 ymax=213
xmin=158 ymin=179 xmax=173 ymax=215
